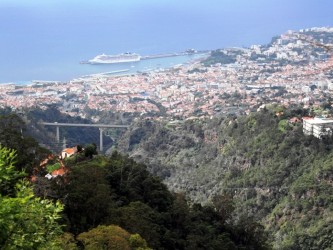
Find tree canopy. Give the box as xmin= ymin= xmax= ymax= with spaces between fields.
xmin=49 ymin=152 xmax=270 ymax=249
xmin=0 ymin=145 xmax=63 ymax=249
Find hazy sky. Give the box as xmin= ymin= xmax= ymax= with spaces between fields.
xmin=1 ymin=0 xmax=332 ymax=49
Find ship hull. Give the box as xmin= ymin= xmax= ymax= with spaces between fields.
xmin=88 ymin=58 xmax=140 ymax=64
xmin=87 ymin=53 xmax=141 ymax=64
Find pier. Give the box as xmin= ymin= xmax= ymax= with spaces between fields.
xmin=82 ymin=69 xmax=130 ymax=78
xmin=81 ymin=50 xmax=210 ymax=65
xmin=141 ymin=50 xmax=210 ymax=60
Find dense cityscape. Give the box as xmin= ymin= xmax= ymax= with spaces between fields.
xmin=1 ymin=27 xmax=332 ymax=122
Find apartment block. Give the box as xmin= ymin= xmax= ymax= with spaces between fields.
xmin=303 ymin=117 xmax=333 ymax=139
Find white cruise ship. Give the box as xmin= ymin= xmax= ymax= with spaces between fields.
xmin=87 ymin=52 xmax=141 ymax=64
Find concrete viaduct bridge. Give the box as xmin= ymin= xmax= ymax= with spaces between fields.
xmin=41 ymin=122 xmax=129 ymax=151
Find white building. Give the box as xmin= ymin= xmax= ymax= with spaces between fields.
xmin=303 ymin=117 xmax=333 ymax=139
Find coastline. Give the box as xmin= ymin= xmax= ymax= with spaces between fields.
xmin=1 ymin=52 xmax=209 ymax=86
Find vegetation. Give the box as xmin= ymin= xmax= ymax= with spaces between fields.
xmin=25 ymin=107 xmax=113 ymax=152
xmin=46 ymin=162 xmax=61 ymax=173
xmin=0 ymin=146 xmax=63 ymax=249
xmin=77 ymin=225 xmax=151 ymax=250
xmin=49 ymin=152 xmax=270 ymax=249
xmin=187 ymin=68 xmax=208 ymax=74
xmin=0 ymin=110 xmax=268 ymax=249
xmin=118 ymin=107 xmax=333 ymax=249
xmin=84 ymin=143 xmax=98 ymax=158
xmin=0 ymin=113 xmax=50 ymax=175
xmin=202 ymin=50 xmax=237 ymax=66
xmin=2 ymin=106 xmax=333 ymax=248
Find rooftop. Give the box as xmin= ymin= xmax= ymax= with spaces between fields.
xmin=303 ymin=117 xmax=333 ymax=124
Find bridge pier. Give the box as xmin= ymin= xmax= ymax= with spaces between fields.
xmin=41 ymin=122 xmax=129 ymax=152
xmin=56 ymin=126 xmax=60 ymax=143
xmin=99 ymin=128 xmax=104 ymax=152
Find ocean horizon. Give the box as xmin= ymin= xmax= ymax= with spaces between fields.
xmin=1 ymin=0 xmax=332 ymax=83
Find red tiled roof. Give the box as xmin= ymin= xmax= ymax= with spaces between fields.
xmin=289 ymin=117 xmax=301 ymax=123
xmin=52 ymin=167 xmax=66 ymax=177
xmin=62 ymin=148 xmax=76 ymax=154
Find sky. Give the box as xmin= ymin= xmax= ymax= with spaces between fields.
xmin=1 ymin=0 xmax=332 ymax=50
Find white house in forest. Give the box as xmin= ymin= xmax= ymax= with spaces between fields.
xmin=61 ymin=147 xmax=77 ymax=159
xmin=303 ymin=117 xmax=333 ymax=139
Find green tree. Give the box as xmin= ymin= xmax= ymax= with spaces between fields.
xmin=56 ymin=162 xmax=112 ymax=234
xmin=0 ymin=114 xmax=50 ymax=175
xmin=84 ymin=143 xmax=98 ymax=158
xmin=107 ymin=151 xmax=173 ymax=212
xmin=0 ymin=145 xmax=63 ymax=249
xmin=54 ymin=233 xmax=79 ymax=250
xmin=108 ymin=202 xmax=163 ymax=249
xmin=0 ymin=146 xmax=25 ymax=196
xmin=212 ymin=194 xmax=235 ymax=224
xmin=77 ymin=225 xmax=151 ymax=250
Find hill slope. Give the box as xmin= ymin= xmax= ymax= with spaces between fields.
xmin=118 ymin=108 xmax=333 ymax=249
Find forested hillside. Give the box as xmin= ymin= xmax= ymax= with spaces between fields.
xmin=0 ymin=112 xmax=270 ymax=249
xmin=0 ymin=111 xmax=50 ymax=175
xmin=46 ymin=152 xmax=270 ymax=249
xmin=2 ymin=107 xmax=332 ymax=248
xmin=118 ymin=107 xmax=333 ymax=249
xmin=26 ymin=107 xmax=114 ymax=151
xmin=0 ymin=107 xmax=118 ymax=152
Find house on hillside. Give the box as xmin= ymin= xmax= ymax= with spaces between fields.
xmin=303 ymin=117 xmax=333 ymax=139
xmin=61 ymin=147 xmax=78 ymax=159
xmin=51 ymin=167 xmax=66 ymax=178
xmin=288 ymin=117 xmax=301 ymax=124
xmin=39 ymin=154 xmax=54 ymax=168
xmin=45 ymin=167 xmax=67 ymax=179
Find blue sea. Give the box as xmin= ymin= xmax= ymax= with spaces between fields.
xmin=0 ymin=0 xmax=332 ymax=83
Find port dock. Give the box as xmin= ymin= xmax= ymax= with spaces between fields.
xmin=141 ymin=50 xmax=209 ymax=60
xmin=81 ymin=50 xmax=210 ymax=64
